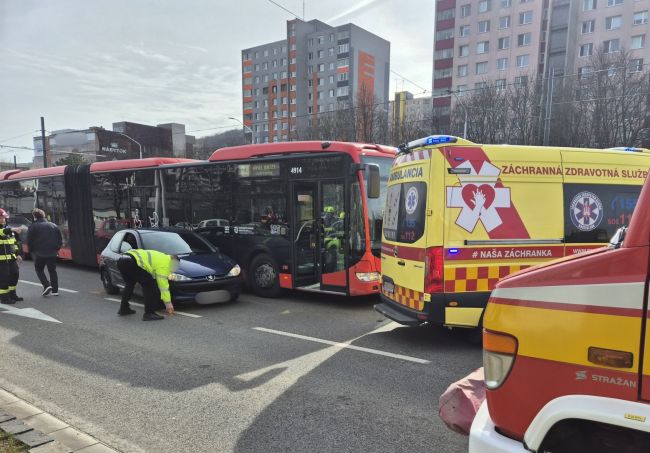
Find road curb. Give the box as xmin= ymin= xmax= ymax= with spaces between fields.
xmin=0 ymin=388 xmax=118 ymax=452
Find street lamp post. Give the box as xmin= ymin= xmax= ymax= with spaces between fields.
xmin=228 ymin=117 xmax=254 ymax=143
xmin=447 ymin=89 xmax=468 ymax=139
xmin=113 ymin=131 xmax=143 ymax=159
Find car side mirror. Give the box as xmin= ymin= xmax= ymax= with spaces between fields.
xmin=609 ymin=226 xmax=627 ymax=249
xmin=366 ymin=164 xmax=381 ymax=199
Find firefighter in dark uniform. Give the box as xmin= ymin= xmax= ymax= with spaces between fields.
xmin=0 ymin=209 xmax=23 ymax=304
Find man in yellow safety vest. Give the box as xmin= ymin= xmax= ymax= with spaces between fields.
xmin=117 ymin=249 xmax=177 ymax=321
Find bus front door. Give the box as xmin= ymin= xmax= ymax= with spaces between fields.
xmin=291 ymin=181 xmax=347 ymax=294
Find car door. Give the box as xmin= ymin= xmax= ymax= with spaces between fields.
xmin=108 ymin=231 xmax=140 ymax=287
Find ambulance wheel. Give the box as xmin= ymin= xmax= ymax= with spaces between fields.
xmin=101 ymin=268 xmax=120 ymax=295
xmin=249 ymin=254 xmax=282 ymax=298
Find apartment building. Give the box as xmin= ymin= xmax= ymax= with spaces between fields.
xmin=391 ymin=91 xmax=434 ymax=130
xmin=433 ymin=0 xmax=649 ymax=119
xmin=241 ymin=19 xmax=390 ymax=144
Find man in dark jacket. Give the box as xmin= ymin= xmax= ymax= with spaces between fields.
xmin=27 ymin=209 xmax=62 ymax=296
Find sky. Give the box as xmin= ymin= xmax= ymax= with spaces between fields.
xmin=0 ymin=0 xmax=434 ymax=163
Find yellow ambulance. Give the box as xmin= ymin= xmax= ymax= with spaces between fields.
xmin=374 ymin=135 xmax=650 ymax=329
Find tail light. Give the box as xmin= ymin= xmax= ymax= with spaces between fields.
xmin=483 ymin=330 xmax=518 ymax=389
xmin=424 ymin=246 xmax=444 ymax=293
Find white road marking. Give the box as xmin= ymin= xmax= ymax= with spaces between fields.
xmin=19 ymin=280 xmax=78 ymax=293
xmin=0 ymin=305 xmax=62 ymax=323
xmin=253 ymin=325 xmax=430 ymax=364
xmin=104 ymin=298 xmax=202 ymax=318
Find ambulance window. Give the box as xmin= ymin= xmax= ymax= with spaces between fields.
xmin=564 ymin=184 xmax=640 ymax=243
xmin=383 ymin=182 xmax=427 ymax=243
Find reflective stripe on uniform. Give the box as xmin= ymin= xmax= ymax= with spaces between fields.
xmin=8 ymin=286 xmax=15 ymax=291
xmin=0 ymin=289 xmax=9 ymax=295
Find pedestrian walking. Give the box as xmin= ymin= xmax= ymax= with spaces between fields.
xmin=27 ymin=209 xmax=62 ymax=297
xmin=117 ymin=248 xmax=177 ymax=321
xmin=0 ymin=209 xmax=23 ymax=304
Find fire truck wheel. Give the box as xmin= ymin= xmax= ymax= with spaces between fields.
xmin=249 ymin=254 xmax=282 ymax=298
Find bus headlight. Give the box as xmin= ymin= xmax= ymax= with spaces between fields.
xmin=356 ymin=272 xmax=380 ymax=282
xmin=168 ymin=273 xmax=192 ymax=282
xmin=227 ymin=265 xmax=241 ymax=277
xmin=483 ymin=330 xmax=518 ymax=389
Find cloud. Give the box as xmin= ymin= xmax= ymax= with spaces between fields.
xmin=326 ymin=0 xmax=386 ymax=23
xmin=123 ymin=44 xmax=175 ymax=64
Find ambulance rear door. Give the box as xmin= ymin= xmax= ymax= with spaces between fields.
xmin=381 ymin=153 xmax=430 ymax=310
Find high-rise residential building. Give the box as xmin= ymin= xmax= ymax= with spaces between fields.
xmin=433 ymin=0 xmax=649 ymax=121
xmin=241 ymin=19 xmax=390 ymax=144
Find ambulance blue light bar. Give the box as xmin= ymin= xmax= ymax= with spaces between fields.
xmin=399 ymin=135 xmax=458 ymax=153
xmin=608 ymin=147 xmax=644 ymax=153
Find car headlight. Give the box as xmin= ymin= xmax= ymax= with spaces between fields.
xmin=227 ymin=265 xmax=241 ymax=277
xmin=168 ymin=272 xmax=192 ymax=282
xmin=356 ymin=271 xmax=380 ymax=282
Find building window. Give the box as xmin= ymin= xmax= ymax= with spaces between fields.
xmin=631 ymin=34 xmax=646 ymax=49
xmin=498 ymin=37 xmax=510 ymax=49
xmin=328 ymin=75 xmax=335 ymax=83
xmin=516 ymin=54 xmax=529 ymax=67
xmin=629 ymin=58 xmax=644 ymax=73
xmin=437 ymin=8 xmax=455 ymax=20
xmin=518 ymin=32 xmax=531 ymax=46
xmin=500 ymin=0 xmax=511 ymax=7
xmin=607 ymin=0 xmax=622 ymax=6
xmin=476 ymin=61 xmax=488 ymax=74
xmin=603 ymin=38 xmax=620 ymax=53
xmin=459 ymin=45 xmax=469 ymax=57
xmin=436 ymin=28 xmax=454 ymax=40
xmin=579 ymin=43 xmax=593 ymax=57
xmin=317 ymin=63 xmax=325 ymax=71
xmin=338 ymin=43 xmax=349 ymax=53
xmin=477 ymin=41 xmax=489 ymax=53
xmin=329 ymin=89 xmax=335 ymax=97
xmin=496 ymin=79 xmax=507 ymax=90
xmin=337 ymin=86 xmax=349 ymax=96
xmin=458 ymin=64 xmax=468 ymax=77
xmin=337 ymin=72 xmax=348 ymax=81
xmin=606 ymin=15 xmax=622 ymax=30
xmin=519 ymin=11 xmax=533 ymax=25
xmin=460 ymin=25 xmax=470 ymax=37
xmin=475 ymin=82 xmax=488 ymax=90
xmin=497 ymin=57 xmax=508 ymax=70
xmin=634 ymin=11 xmax=648 ymax=25
xmin=263 ymin=49 xmax=269 ymax=57
xmin=479 ymin=0 xmax=491 ymax=13
xmin=514 ymin=75 xmax=528 ymax=86
xmin=329 ymin=47 xmax=335 ymax=56
xmin=583 ymin=0 xmax=596 ymax=11
xmin=336 ymin=58 xmax=349 ymax=68
xmin=499 ymin=15 xmax=510 ymax=29
xmin=461 ymin=4 xmax=471 ymax=17
xmin=435 ymin=48 xmax=454 ymax=59
xmin=582 ymin=19 xmax=595 ymax=33
xmin=478 ymin=20 xmax=490 ymax=33
xmin=520 ymin=0 xmax=532 ymax=3
xmin=435 ymin=68 xmax=453 ymax=79
xmin=317 ymin=50 xmax=324 ymax=58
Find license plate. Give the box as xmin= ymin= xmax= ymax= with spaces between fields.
xmin=383 ymin=281 xmax=394 ymax=294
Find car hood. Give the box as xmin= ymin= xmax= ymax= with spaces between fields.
xmin=178 ymin=253 xmax=236 ymax=277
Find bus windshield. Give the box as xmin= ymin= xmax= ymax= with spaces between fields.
xmin=361 ymin=156 xmax=393 ymax=256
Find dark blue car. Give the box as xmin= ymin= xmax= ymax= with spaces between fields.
xmin=99 ymin=228 xmax=241 ymax=304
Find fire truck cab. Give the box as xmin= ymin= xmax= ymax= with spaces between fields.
xmin=470 ymin=173 xmax=650 ymax=451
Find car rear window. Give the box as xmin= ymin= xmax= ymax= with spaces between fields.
xmin=383 ymin=182 xmax=427 ymax=243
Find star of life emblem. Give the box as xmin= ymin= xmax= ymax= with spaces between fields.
xmin=446 ymin=161 xmax=511 ymax=233
xmin=570 ymin=191 xmax=603 ymax=231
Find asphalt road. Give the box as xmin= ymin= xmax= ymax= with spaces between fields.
xmin=0 ymin=261 xmax=482 ymax=453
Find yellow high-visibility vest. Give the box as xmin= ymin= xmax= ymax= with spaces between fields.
xmin=125 ymin=249 xmax=173 ymax=304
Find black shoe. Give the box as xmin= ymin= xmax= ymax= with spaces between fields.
xmin=42 ymin=286 xmax=52 ymax=297
xmin=9 ymin=292 xmax=23 ymax=302
xmin=142 ymin=312 xmax=164 ymax=321
xmin=1 ymin=297 xmax=15 ymax=305
xmin=118 ymin=307 xmax=136 ymax=316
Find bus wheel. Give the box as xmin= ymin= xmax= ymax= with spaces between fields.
xmin=249 ymin=254 xmax=281 ymax=298
xmin=101 ymin=268 xmax=120 ymax=295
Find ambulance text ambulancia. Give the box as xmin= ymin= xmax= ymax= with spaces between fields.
xmin=375 ymin=135 xmax=650 ymax=330
xmin=470 ymin=166 xmax=650 ymax=451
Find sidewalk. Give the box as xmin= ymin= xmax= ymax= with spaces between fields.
xmin=0 ymin=388 xmax=118 ymax=453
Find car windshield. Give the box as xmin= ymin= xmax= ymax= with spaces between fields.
xmin=141 ymin=231 xmax=216 ymax=255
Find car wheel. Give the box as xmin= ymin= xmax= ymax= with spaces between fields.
xmin=248 ymin=254 xmax=282 ymax=298
xmin=101 ymin=268 xmax=120 ymax=295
